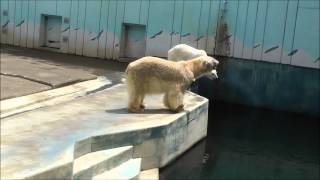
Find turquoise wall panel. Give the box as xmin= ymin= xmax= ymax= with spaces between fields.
xmin=291 ymin=0 xmax=320 ymax=68
xmin=75 ymin=0 xmax=86 ymax=55
xmin=26 ymin=0 xmax=36 ymax=48
xmin=105 ymin=0 xmax=117 ymax=59
xmin=0 ymin=0 xmax=9 ymax=44
xmin=262 ymin=0 xmax=287 ymax=63
xmin=146 ymin=0 xmax=174 ymax=57
xmin=232 ymin=0 xmax=248 ymax=58
xmin=139 ymin=0 xmax=149 ymax=25
xmin=281 ymin=0 xmax=298 ymax=65
xmin=180 ymin=0 xmax=201 ymax=48
xmin=171 ymin=0 xmax=184 ymax=47
xmin=57 ymin=0 xmax=71 ymax=53
xmin=19 ymin=0 xmax=29 ymax=47
xmin=97 ymin=0 xmax=110 ymax=58
xmin=83 ymin=0 xmax=101 ymax=57
xmin=197 ymin=0 xmax=210 ymax=50
xmin=35 ymin=0 xmax=57 ymax=48
xmin=252 ymin=0 xmax=268 ymax=60
xmin=206 ymin=0 xmax=221 ymax=55
xmin=242 ymin=0 xmax=259 ymax=60
xmin=7 ymin=0 xmax=16 ymax=45
xmin=68 ymin=0 xmax=78 ymax=54
xmin=13 ymin=0 xmax=22 ymax=46
xmin=224 ymin=0 xmax=237 ymax=57
xmin=113 ymin=0 xmax=125 ymax=59
xmin=124 ymin=0 xmax=140 ymax=24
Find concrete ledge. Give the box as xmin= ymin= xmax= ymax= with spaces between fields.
xmin=1 ymin=84 xmax=208 ymax=179
xmin=92 ymin=158 xmax=142 ymax=180
xmin=73 ymin=146 xmax=133 ymax=179
xmin=138 ymin=168 xmax=159 ymax=180
xmin=0 ymin=77 xmax=112 ymax=118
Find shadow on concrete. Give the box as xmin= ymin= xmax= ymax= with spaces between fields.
xmin=105 ymin=108 xmax=173 ymax=115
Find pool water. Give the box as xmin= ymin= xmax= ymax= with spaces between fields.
xmin=160 ymin=101 xmax=319 ymax=180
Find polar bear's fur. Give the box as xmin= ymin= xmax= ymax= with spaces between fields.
xmin=168 ymin=44 xmax=218 ymax=79
xmin=126 ymin=56 xmax=219 ymax=113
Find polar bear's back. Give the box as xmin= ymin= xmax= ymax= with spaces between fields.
xmin=126 ymin=56 xmax=192 ymax=94
xmin=126 ymin=56 xmax=186 ymax=81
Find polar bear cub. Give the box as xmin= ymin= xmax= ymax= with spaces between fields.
xmin=126 ymin=56 xmax=219 ymax=113
xmin=168 ymin=44 xmax=218 ymax=79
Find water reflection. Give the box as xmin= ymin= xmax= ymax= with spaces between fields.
xmin=160 ymin=101 xmax=319 ymax=180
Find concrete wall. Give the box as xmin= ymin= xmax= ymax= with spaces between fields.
xmin=0 ymin=0 xmax=319 ymax=69
xmin=197 ymin=57 xmax=320 ymax=117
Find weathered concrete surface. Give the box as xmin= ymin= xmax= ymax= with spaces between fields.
xmin=139 ymin=168 xmax=159 ymax=180
xmin=1 ymin=51 xmax=96 ymax=88
xmin=0 ymin=77 xmax=112 ymax=118
xmin=92 ymin=158 xmax=142 ymax=180
xmin=1 ymin=45 xmax=127 ymax=99
xmin=0 ymin=75 xmax=51 ymax=100
xmin=73 ymin=146 xmax=133 ymax=179
xmin=1 ymin=84 xmax=208 ymax=179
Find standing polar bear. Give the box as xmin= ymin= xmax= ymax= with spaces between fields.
xmin=126 ymin=56 xmax=219 ymax=113
xmin=168 ymin=44 xmax=218 ymax=79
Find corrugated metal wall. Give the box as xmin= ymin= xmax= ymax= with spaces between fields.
xmin=0 ymin=0 xmax=319 ymax=69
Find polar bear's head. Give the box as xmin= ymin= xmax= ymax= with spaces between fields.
xmin=201 ymin=56 xmax=219 ymax=71
xmin=198 ymin=56 xmax=219 ymax=79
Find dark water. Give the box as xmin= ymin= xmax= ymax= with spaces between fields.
xmin=160 ymin=101 xmax=320 ymax=180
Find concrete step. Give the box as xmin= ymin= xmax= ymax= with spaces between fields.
xmin=138 ymin=168 xmax=159 ymax=180
xmin=92 ymin=158 xmax=142 ymax=180
xmin=73 ymin=146 xmax=133 ymax=180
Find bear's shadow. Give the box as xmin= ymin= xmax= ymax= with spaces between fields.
xmin=105 ymin=107 xmax=175 ymax=115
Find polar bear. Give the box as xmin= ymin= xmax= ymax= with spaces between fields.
xmin=168 ymin=44 xmax=218 ymax=79
xmin=126 ymin=56 xmax=219 ymax=113
xmin=168 ymin=44 xmax=208 ymax=61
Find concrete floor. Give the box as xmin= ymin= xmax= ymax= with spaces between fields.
xmin=1 ymin=84 xmax=208 ymax=179
xmin=0 ymin=45 xmax=128 ymax=99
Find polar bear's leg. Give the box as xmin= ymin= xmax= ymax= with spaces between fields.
xmin=166 ymin=91 xmax=184 ymax=112
xmin=128 ymin=92 xmax=144 ymax=113
xmin=127 ymin=78 xmax=144 ymax=112
xmin=163 ymin=93 xmax=169 ymax=108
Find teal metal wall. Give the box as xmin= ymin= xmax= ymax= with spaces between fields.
xmin=1 ymin=0 xmax=319 ymax=69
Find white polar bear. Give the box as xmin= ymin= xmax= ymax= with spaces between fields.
xmin=168 ymin=44 xmax=218 ymax=79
